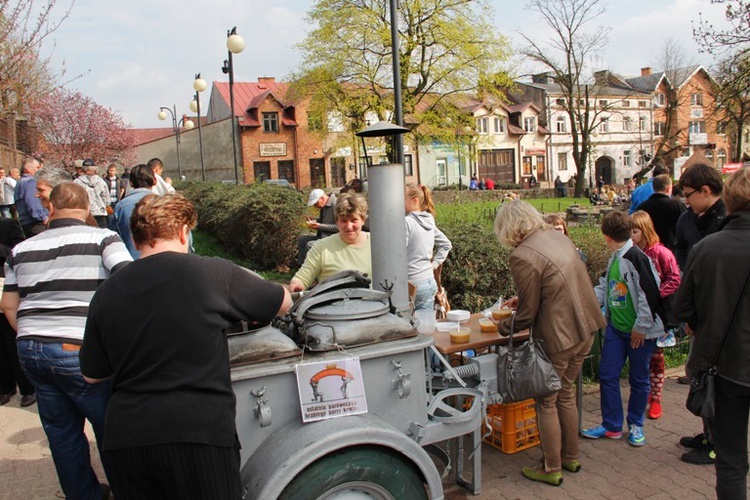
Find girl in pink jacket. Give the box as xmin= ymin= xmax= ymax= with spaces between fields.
xmin=631 ymin=211 xmax=681 ymax=420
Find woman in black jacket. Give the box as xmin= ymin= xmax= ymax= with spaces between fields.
xmin=674 ymin=167 xmax=750 ymax=500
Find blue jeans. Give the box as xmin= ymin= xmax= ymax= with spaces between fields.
xmin=599 ymin=323 xmax=656 ymax=430
xmin=412 ymin=277 xmax=437 ymax=311
xmin=17 ymin=340 xmax=113 ymax=500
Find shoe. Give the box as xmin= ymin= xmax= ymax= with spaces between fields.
xmin=677 ymin=375 xmax=690 ymax=385
xmin=679 ymin=433 xmax=710 ymax=449
xmin=581 ymin=425 xmax=622 ymax=440
xmin=0 ymin=394 xmax=10 ymax=406
xmin=20 ymin=394 xmax=36 ymax=407
xmin=648 ymin=401 xmax=662 ymax=419
xmin=521 ymin=465 xmax=563 ymax=486
xmin=561 ymin=460 xmax=581 ymax=473
xmin=628 ymin=424 xmax=646 ymax=447
xmin=681 ymin=447 xmax=716 ymax=465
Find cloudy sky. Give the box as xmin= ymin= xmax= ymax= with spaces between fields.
xmin=39 ymin=0 xmax=730 ymax=128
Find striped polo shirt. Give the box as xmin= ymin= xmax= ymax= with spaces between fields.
xmin=4 ymin=218 xmax=132 ymax=343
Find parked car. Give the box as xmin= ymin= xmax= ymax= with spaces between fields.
xmin=263 ymin=179 xmax=293 ymax=188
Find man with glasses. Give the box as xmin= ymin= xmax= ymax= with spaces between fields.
xmin=673 ymin=162 xmax=726 ymax=466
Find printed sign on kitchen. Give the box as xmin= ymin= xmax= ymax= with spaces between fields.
xmin=295 ymin=357 xmax=367 ymax=423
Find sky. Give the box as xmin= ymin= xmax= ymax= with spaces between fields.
xmin=37 ymin=0 xmax=731 ymax=129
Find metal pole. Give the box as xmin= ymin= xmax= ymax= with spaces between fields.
xmin=225 ymin=28 xmax=241 ymax=184
xmin=195 ymin=89 xmax=206 ymax=181
xmin=388 ymin=0 xmax=404 ymax=166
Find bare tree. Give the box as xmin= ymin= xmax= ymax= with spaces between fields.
xmin=520 ymin=0 xmax=612 ymax=196
xmin=712 ymin=52 xmax=750 ymax=161
xmin=0 ymin=0 xmax=76 ymax=117
xmin=694 ymin=0 xmax=750 ymax=55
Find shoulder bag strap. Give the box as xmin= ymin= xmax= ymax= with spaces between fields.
xmin=710 ymin=268 xmax=750 ymax=374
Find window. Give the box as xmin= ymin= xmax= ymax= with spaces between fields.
xmin=717 ymin=121 xmax=727 ymax=135
xmin=558 ymin=152 xmax=568 ymax=171
xmin=476 ymin=117 xmax=488 ymax=134
xmin=639 ymin=116 xmax=647 ymax=131
xmin=718 ymin=148 xmax=727 ymax=167
xmin=404 ymin=154 xmax=413 ymax=176
xmin=556 ymin=115 xmax=566 ymax=133
xmin=622 ymin=100 xmax=630 ymax=107
xmin=522 ymin=156 xmax=533 ymax=175
xmin=278 ymin=160 xmax=295 ymax=183
xmin=263 ymin=112 xmax=279 ymax=133
xmin=691 ymin=93 xmax=703 ymax=106
xmin=623 ymin=116 xmax=632 ymax=132
xmin=307 ymin=111 xmax=323 ymax=132
xmin=655 ymin=94 xmax=665 ymax=106
xmin=524 ymin=117 xmax=536 ymax=133
xmin=689 ymin=121 xmax=706 ymax=134
xmin=556 ymin=98 xmax=566 ymax=106
xmin=655 ymin=121 xmax=665 ymax=136
xmin=493 ymin=117 xmax=506 ymax=134
xmin=638 ymin=100 xmax=648 ymax=108
xmin=599 ymin=99 xmax=608 ymax=107
xmin=598 ymin=117 xmax=609 ymax=133
xmin=623 ymin=150 xmax=632 ymax=167
xmin=705 ymin=149 xmax=714 ymax=162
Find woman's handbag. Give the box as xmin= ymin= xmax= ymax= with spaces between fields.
xmin=685 ymin=269 xmax=750 ymax=418
xmin=496 ymin=312 xmax=562 ymax=403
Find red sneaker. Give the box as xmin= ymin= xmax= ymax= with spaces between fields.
xmin=648 ymin=401 xmax=662 ymax=419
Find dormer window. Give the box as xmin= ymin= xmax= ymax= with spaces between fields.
xmin=524 ymin=117 xmax=536 ymax=133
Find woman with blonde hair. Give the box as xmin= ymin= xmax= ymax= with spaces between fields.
xmin=290 ymin=193 xmax=371 ymax=292
xmin=630 ymin=210 xmax=681 ymax=420
xmin=404 ymin=183 xmax=451 ymax=311
xmin=493 ymin=201 xmax=605 ymax=486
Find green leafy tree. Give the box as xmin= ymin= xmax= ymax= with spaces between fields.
xmin=291 ymin=0 xmax=513 ymax=144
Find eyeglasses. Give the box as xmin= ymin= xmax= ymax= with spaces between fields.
xmin=683 ymin=189 xmax=699 ymax=200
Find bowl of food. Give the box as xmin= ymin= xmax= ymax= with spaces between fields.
xmin=491 ymin=307 xmax=513 ymax=321
xmin=449 ymin=327 xmax=471 ymax=344
xmin=478 ymin=318 xmax=497 ymax=333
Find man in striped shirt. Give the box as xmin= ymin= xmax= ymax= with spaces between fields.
xmin=0 ymin=182 xmax=132 ymax=500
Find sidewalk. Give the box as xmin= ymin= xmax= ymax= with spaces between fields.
xmin=445 ymin=371 xmax=740 ymax=499
xmin=0 ymin=371 xmax=744 ymax=499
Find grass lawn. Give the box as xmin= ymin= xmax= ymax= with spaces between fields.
xmin=436 ymin=197 xmax=590 ymax=227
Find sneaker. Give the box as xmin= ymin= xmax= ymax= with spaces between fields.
xmin=521 ymin=465 xmax=563 ymax=486
xmin=657 ymin=329 xmax=677 ymax=348
xmin=561 ymin=460 xmax=581 ymax=473
xmin=20 ymin=394 xmax=36 ymax=407
xmin=679 ymin=433 xmax=710 ymax=449
xmin=628 ymin=424 xmax=646 ymax=447
xmin=581 ymin=425 xmax=622 ymax=440
xmin=648 ymin=401 xmax=662 ymax=419
xmin=681 ymin=447 xmax=716 ymax=465
xmin=677 ymin=375 xmax=690 ymax=385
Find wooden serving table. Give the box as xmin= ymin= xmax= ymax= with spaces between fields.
xmin=431 ymin=313 xmax=529 ymax=355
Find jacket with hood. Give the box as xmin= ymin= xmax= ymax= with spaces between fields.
xmin=595 ymin=239 xmax=666 ymax=339
xmin=405 ymin=211 xmax=452 ymax=283
xmin=75 ymin=174 xmax=110 ymax=217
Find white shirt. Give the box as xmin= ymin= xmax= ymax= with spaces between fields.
xmin=0 ymin=176 xmax=17 ymax=205
xmin=152 ymin=174 xmax=175 ymax=195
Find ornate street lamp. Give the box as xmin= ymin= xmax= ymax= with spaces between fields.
xmin=221 ymin=27 xmax=245 ymax=184
xmin=192 ymin=73 xmax=208 ymax=181
xmin=157 ymin=105 xmax=194 ymax=180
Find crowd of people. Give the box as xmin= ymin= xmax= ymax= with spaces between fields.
xmin=1 ymin=153 xmax=749 ymax=499
xmin=490 ymin=163 xmax=749 ymax=500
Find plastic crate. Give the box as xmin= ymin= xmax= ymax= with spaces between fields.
xmin=484 ymin=399 xmax=540 ymax=454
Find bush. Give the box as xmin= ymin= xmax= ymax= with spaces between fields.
xmin=179 ymin=182 xmax=307 ymax=270
xmin=440 ymin=222 xmax=516 ymax=311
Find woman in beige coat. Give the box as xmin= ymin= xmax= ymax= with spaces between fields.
xmin=494 ymin=201 xmax=605 ymax=486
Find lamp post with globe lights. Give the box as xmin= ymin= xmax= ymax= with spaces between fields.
xmin=157 ymin=105 xmax=194 ymax=180
xmin=222 ymin=26 xmax=245 ymax=184
xmin=191 ymin=73 xmax=208 ymax=181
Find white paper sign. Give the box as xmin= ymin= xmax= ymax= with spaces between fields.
xmin=295 ymin=357 xmax=368 ymax=423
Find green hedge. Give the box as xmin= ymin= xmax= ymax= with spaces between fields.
xmin=179 ymin=182 xmax=307 ymax=270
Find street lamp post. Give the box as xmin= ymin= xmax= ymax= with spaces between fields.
xmin=157 ymin=105 xmax=195 ymax=180
xmin=192 ymin=73 xmax=208 ymax=181
xmin=222 ymin=27 xmax=245 ymax=184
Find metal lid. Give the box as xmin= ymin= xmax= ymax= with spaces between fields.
xmin=304 ymin=299 xmax=389 ymax=321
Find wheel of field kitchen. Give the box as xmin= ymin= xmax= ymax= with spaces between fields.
xmin=278 ymin=445 xmax=429 ymax=500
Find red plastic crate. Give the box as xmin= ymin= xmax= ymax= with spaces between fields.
xmin=484 ymin=399 xmax=540 ymax=454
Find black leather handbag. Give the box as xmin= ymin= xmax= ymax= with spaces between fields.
xmin=496 ymin=312 xmax=562 ymax=403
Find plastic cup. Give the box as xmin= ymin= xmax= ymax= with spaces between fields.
xmin=415 ymin=310 xmax=436 ymax=334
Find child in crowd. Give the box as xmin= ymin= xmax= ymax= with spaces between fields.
xmin=631 ymin=211 xmax=681 ymax=420
xmin=582 ymin=211 xmax=665 ymax=447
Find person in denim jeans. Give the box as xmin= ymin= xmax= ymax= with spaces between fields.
xmin=1 ymin=182 xmax=132 ymax=500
